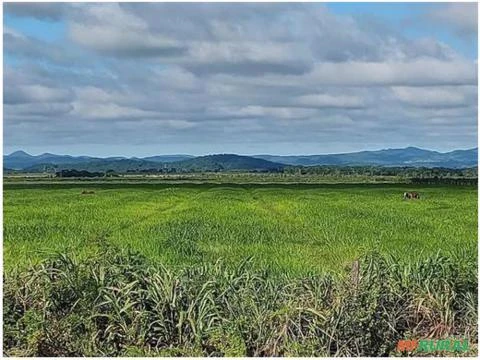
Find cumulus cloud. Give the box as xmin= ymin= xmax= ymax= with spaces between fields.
xmin=293 ymin=94 xmax=365 ymax=109
xmin=184 ymin=41 xmax=312 ymax=76
xmin=4 ymin=102 xmax=74 ymax=119
xmin=5 ymin=84 xmax=73 ymax=105
xmin=212 ymin=105 xmax=318 ymax=120
xmin=4 ymin=2 xmax=68 ymax=21
xmin=69 ymin=3 xmax=186 ymax=57
xmin=426 ymin=3 xmax=478 ymax=37
xmin=3 ymin=3 xmax=478 ymax=155
xmin=391 ymin=86 xmax=475 ymax=108
xmin=4 ymin=27 xmax=80 ymax=64
xmin=308 ymin=59 xmax=477 ymax=86
xmin=70 ymin=102 xmax=157 ymax=120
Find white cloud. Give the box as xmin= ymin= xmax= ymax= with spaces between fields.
xmin=151 ymin=67 xmax=201 ymax=91
xmin=294 ymin=94 xmax=365 ymax=108
xmin=427 ymin=3 xmax=477 ymax=36
xmin=184 ymin=41 xmax=312 ymax=75
xmin=73 ymin=86 xmax=117 ymax=103
xmin=70 ymin=102 xmax=157 ymax=120
xmin=391 ymin=86 xmax=473 ymax=108
xmin=5 ymin=103 xmax=74 ymax=117
xmin=4 ymin=2 xmax=67 ymax=21
xmin=69 ymin=3 xmax=185 ymax=57
xmin=308 ymin=59 xmax=477 ymax=86
xmin=5 ymin=85 xmax=73 ymax=104
xmin=212 ymin=105 xmax=318 ymax=120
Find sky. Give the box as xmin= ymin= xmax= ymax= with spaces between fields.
xmin=3 ymin=2 xmax=478 ymax=157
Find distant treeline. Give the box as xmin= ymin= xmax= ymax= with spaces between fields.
xmin=53 ymin=166 xmax=478 ymax=183
xmin=410 ymin=177 xmax=477 ymax=186
xmin=125 ymin=168 xmax=283 ymax=174
xmin=283 ymin=165 xmax=477 ymax=178
xmin=56 ymin=169 xmax=106 ymax=178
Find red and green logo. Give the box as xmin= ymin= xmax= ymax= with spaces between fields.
xmin=396 ymin=338 xmax=469 ymax=353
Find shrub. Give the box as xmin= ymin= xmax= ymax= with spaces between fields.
xmin=3 ymin=245 xmax=477 ymax=356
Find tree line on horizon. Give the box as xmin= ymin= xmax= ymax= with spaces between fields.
xmin=51 ymin=166 xmax=478 ymax=183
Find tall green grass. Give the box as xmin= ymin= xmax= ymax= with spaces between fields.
xmin=4 ymin=184 xmax=477 ymax=274
xmin=3 ymin=245 xmax=477 ymax=356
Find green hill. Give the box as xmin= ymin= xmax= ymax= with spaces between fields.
xmin=24 ymin=154 xmax=284 ymax=173
xmin=167 ymin=154 xmax=284 ymax=172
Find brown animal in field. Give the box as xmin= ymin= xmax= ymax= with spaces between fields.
xmin=81 ymin=190 xmax=95 ymax=195
xmin=403 ymin=191 xmax=420 ymax=200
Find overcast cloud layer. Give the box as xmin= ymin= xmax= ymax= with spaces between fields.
xmin=3 ymin=2 xmax=478 ymax=156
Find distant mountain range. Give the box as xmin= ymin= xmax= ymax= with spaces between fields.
xmin=3 ymin=147 xmax=478 ymax=172
xmin=4 ymin=152 xmax=284 ymax=173
xmin=254 ymin=147 xmax=478 ymax=169
xmin=4 ymin=151 xmax=194 ymax=171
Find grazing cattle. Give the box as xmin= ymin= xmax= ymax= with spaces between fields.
xmin=403 ymin=191 xmax=420 ymax=200
xmin=81 ymin=190 xmax=95 ymax=195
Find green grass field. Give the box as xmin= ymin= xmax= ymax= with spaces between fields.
xmin=4 ymin=183 xmax=477 ymax=274
xmin=3 ymin=182 xmax=478 ymax=356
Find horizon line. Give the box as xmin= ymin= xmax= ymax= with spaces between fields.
xmin=4 ymin=146 xmax=478 ymax=159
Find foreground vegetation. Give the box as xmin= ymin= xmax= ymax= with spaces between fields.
xmin=4 ymin=182 xmax=477 ymax=356
xmin=4 ymin=245 xmax=477 ymax=356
